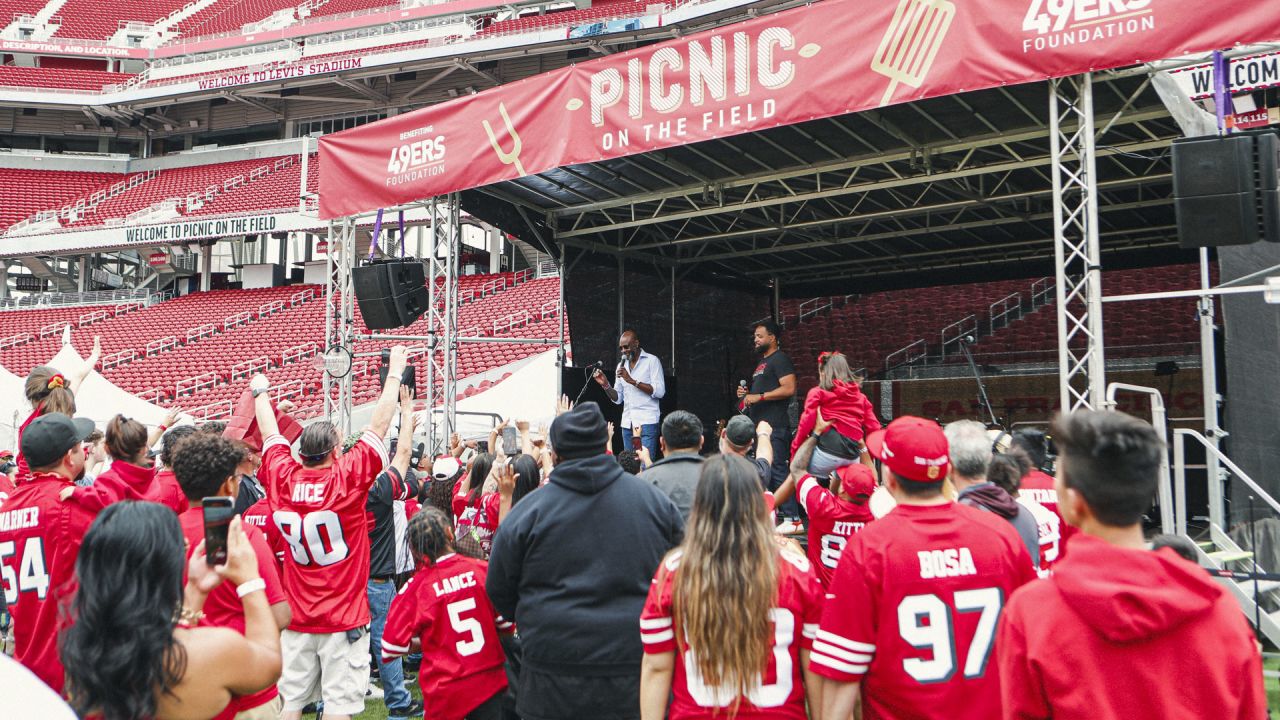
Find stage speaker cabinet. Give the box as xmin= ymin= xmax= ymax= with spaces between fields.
xmin=1172 ymin=130 xmax=1280 ymax=249
xmin=352 ymin=260 xmax=430 ymax=330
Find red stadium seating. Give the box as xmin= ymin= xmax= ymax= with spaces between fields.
xmin=0 ymin=66 xmax=136 ymax=91
xmin=53 ymin=0 xmax=192 ymax=40
xmin=477 ymin=0 xmax=648 ymax=36
xmin=0 ymin=169 xmax=122 ymax=232
xmin=177 ymin=0 xmax=310 ymax=39
xmin=46 ymin=156 xmax=313 ymax=228
xmin=304 ymin=0 xmax=397 ymax=20
xmin=0 ymin=271 xmax=566 ymax=421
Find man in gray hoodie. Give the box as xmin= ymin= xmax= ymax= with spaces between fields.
xmin=945 ymin=420 xmax=1040 ymax=569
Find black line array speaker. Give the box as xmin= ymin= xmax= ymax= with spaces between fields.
xmin=352 ymin=260 xmax=430 ymax=329
xmin=1172 ymin=130 xmax=1280 ymax=249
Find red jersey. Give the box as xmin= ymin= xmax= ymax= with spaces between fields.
xmin=640 ymin=548 xmax=824 ymax=720
xmin=998 ymin=534 xmax=1266 ymax=720
xmin=453 ymin=487 xmax=500 ymax=557
xmin=795 ymin=475 xmax=875 ymax=587
xmin=812 ymin=502 xmax=1036 ymax=720
xmin=67 ymin=461 xmax=186 ymax=515
xmin=791 ymin=382 xmax=882 ymax=457
xmin=178 ymin=507 xmax=287 ymax=716
xmin=0 ymin=472 xmax=97 ymax=691
xmin=13 ymin=409 xmax=39 ymax=481
xmin=241 ymin=498 xmax=285 ymax=578
xmin=260 ymin=430 xmax=387 ymax=632
xmin=1018 ymin=469 xmax=1075 ymax=563
xmin=381 ymin=553 xmax=511 ymax=720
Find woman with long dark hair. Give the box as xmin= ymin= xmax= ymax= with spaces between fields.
xmin=497 ymin=454 xmax=542 ymax=522
xmin=640 ymin=455 xmax=823 ymax=719
xmin=453 ymin=452 xmax=499 ymax=557
xmin=61 ymin=502 xmax=282 ymax=720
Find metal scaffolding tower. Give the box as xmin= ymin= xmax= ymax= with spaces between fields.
xmin=1049 ymin=74 xmax=1107 ymax=412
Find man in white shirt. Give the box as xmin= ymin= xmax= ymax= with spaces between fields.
xmin=592 ymin=329 xmax=665 ymax=458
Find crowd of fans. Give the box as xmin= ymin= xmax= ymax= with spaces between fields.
xmin=0 ymin=327 xmax=1269 ymax=720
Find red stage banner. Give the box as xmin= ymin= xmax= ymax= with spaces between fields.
xmin=319 ymin=0 xmax=1280 ymax=219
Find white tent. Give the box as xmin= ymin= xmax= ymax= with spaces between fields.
xmin=451 ymin=348 xmax=562 ymax=438
xmin=44 ymin=327 xmax=189 ymax=428
xmin=0 ymin=363 xmax=28 ymax=451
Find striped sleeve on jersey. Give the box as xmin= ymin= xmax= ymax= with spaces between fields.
xmin=810 ymin=630 xmax=874 ymax=677
xmin=360 ymin=429 xmax=389 ymax=466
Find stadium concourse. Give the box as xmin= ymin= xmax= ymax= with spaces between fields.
xmin=0 ymin=0 xmax=1278 ymax=717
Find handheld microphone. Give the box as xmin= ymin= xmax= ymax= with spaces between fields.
xmin=739 ymin=380 xmax=748 ymax=390
xmin=738 ymin=380 xmax=750 ymax=415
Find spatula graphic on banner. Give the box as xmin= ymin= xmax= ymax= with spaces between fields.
xmin=871 ymin=0 xmax=956 ymax=107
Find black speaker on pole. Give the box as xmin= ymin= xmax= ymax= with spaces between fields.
xmin=352 ymin=260 xmax=430 ymax=329
xmin=1172 ymin=130 xmax=1280 ymax=249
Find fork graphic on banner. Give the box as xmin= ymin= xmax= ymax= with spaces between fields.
xmin=871 ymin=0 xmax=956 ymax=107
xmin=482 ymin=102 xmax=528 ymax=177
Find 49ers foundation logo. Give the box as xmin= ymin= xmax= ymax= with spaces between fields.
xmin=1021 ymin=0 xmax=1157 ymax=53
xmin=386 ymin=126 xmax=446 ymax=186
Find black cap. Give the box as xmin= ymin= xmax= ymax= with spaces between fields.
xmin=22 ymin=413 xmax=95 ymax=469
xmin=549 ymin=402 xmax=608 ymax=460
xmin=724 ymin=415 xmax=756 ymax=446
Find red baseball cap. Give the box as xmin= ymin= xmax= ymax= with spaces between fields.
xmin=833 ymin=463 xmax=877 ymax=504
xmin=864 ymin=416 xmax=950 ymax=483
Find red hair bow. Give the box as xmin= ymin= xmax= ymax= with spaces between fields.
xmin=46 ymin=374 xmax=66 ymax=390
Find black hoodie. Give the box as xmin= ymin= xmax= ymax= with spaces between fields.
xmin=487 ymin=452 xmax=684 ymax=677
xmin=957 ymin=482 xmax=1041 ymax=568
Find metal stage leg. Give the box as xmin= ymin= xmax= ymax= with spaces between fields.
xmin=1050 ymin=74 xmax=1107 ymax=412
xmin=425 ymin=195 xmax=460 ymax=454
xmin=323 ymin=217 xmax=356 ymax=435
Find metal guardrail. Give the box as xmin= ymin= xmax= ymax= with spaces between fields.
xmin=186 ymin=323 xmax=218 ymax=342
xmin=1030 ymin=277 xmax=1053 ymax=308
xmin=798 ymin=297 xmax=833 ymax=323
xmin=1105 ymin=382 xmax=1173 ymax=535
xmin=101 ymin=348 xmax=137 ymax=370
xmin=39 ymin=321 xmax=69 ymax=338
xmin=223 ymin=310 xmax=252 ymax=330
xmin=230 ymin=355 xmax=271 ymax=380
xmin=258 ymin=299 xmax=286 ymax=317
xmin=78 ymin=309 xmax=109 ymax=327
xmin=137 ymin=387 xmax=168 ymax=403
xmin=885 ymin=339 xmax=927 ymax=371
xmin=271 ymin=379 xmax=305 ymax=401
xmin=189 ymin=400 xmax=234 ymax=421
xmin=282 ymin=342 xmax=319 ymax=364
xmin=176 ymin=371 xmax=217 ymax=397
xmin=0 ymin=333 xmax=31 ymax=349
xmin=940 ymin=314 xmax=978 ymax=360
xmin=492 ymin=309 xmax=530 ymax=335
xmin=988 ymin=292 xmax=1023 ymax=332
xmin=0 ymin=288 xmax=153 ymax=309
xmin=146 ymin=335 xmax=179 ymax=356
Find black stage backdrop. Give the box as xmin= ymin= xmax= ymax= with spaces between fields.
xmin=1219 ymin=243 xmax=1280 ymax=520
xmin=562 ymin=254 xmax=770 ymax=443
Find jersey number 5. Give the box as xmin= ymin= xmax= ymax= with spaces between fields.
xmin=273 ymin=510 xmax=349 ymax=567
xmin=447 ymin=597 xmax=486 ymax=656
xmin=0 ymin=538 xmax=50 ymax=604
xmin=897 ymin=588 xmax=1003 ymax=683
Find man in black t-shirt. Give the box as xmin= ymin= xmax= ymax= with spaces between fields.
xmin=738 ymin=319 xmax=797 ymax=514
xmin=366 ymin=406 xmax=423 ymax=720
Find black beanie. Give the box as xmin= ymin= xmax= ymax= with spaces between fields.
xmin=550 ymin=402 xmax=608 ymax=460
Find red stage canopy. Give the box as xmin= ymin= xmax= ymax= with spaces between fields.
xmin=319 ymin=0 xmax=1280 ymax=219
